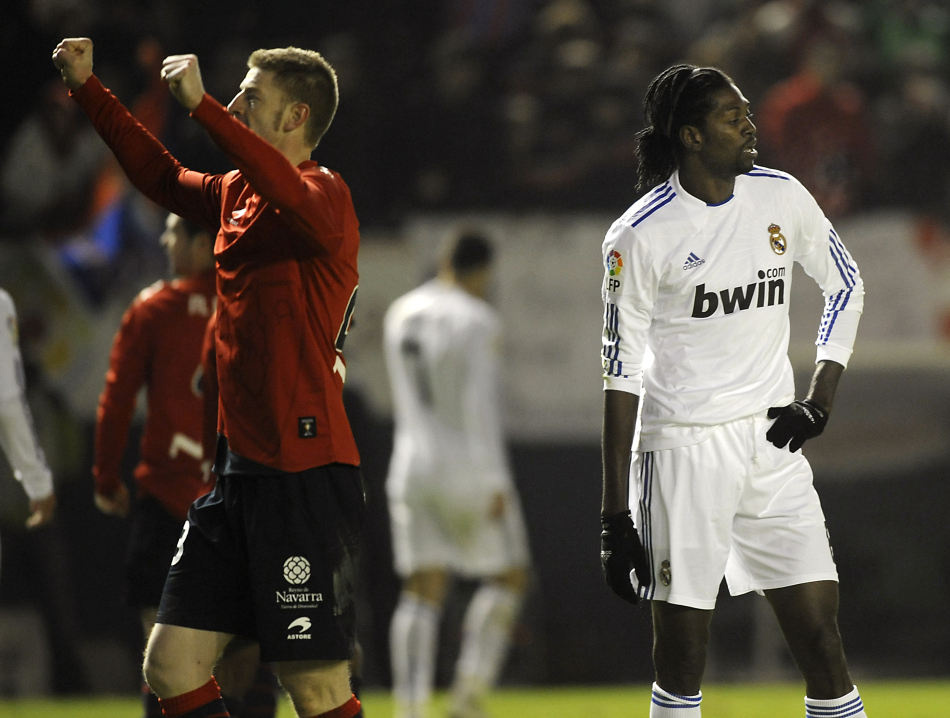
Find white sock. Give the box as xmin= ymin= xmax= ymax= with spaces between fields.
xmin=390 ymin=592 xmax=441 ymax=717
xmin=805 ymin=685 xmax=867 ymax=718
xmin=650 ymin=683 xmax=702 ymax=717
xmin=451 ymin=584 xmax=522 ymax=707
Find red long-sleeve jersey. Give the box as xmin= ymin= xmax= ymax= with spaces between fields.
xmin=73 ymin=76 xmax=360 ymax=472
xmin=94 ymin=272 xmax=217 ymax=520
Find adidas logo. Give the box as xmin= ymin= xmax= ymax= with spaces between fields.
xmin=683 ymin=253 xmax=705 ymax=270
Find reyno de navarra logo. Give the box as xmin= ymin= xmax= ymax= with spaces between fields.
xmin=276 ymin=556 xmax=324 ymax=612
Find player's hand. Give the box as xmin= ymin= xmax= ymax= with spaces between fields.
xmin=52 ymin=37 xmax=94 ymax=90
xmin=161 ymin=54 xmax=206 ymax=111
xmin=766 ymin=399 xmax=828 ymax=452
xmin=26 ymin=493 xmax=56 ymax=529
xmin=600 ymin=510 xmax=650 ymax=605
xmin=94 ymin=484 xmax=130 ymax=517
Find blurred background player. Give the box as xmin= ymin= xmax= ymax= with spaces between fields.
xmin=384 ymin=232 xmax=531 ymax=718
xmin=93 ymin=212 xmax=277 ymax=718
xmin=0 ymin=288 xmax=56 ymax=540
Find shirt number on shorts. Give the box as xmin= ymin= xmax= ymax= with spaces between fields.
xmin=171 ymin=521 xmax=190 ymax=566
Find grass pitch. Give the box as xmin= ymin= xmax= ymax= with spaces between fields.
xmin=0 ymin=682 xmax=947 ymax=717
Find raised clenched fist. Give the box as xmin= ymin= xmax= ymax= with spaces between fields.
xmin=160 ymin=54 xmax=207 ymax=112
xmin=52 ymin=37 xmax=94 ymax=90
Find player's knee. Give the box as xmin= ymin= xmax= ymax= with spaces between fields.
xmin=654 ymin=634 xmax=707 ymax=687
xmin=404 ymin=569 xmax=449 ymax=605
xmin=493 ymin=567 xmax=528 ymax=594
xmin=798 ymin=621 xmax=845 ymax=666
xmin=142 ymin=643 xmax=174 ymax=697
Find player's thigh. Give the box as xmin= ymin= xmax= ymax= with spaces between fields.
xmin=455 ymin=488 xmax=531 ymax=579
xmin=389 ymin=495 xmax=458 ymax=577
xmin=634 ymin=431 xmax=745 ymax=608
xmin=726 ymin=429 xmax=837 ymax=595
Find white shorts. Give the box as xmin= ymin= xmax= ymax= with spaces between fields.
xmin=631 ymin=414 xmax=837 ymax=609
xmin=389 ymin=485 xmax=531 ymax=578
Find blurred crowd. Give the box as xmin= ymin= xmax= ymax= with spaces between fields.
xmin=2 ymin=0 xmax=950 ymax=316
xmin=5 ymin=0 xmax=950 ymax=231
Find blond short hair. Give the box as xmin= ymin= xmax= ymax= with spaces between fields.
xmin=248 ymin=47 xmax=339 ymax=148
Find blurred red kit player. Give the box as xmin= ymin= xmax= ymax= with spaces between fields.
xmin=93 ymin=214 xmax=216 ymax=522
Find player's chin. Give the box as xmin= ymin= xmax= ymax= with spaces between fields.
xmin=737 ymin=151 xmax=757 ymax=174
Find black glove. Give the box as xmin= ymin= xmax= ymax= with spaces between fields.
xmin=600 ymin=510 xmax=651 ymax=604
xmin=766 ymin=399 xmax=828 ymax=452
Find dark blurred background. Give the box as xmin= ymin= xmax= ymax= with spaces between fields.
xmin=2 ymin=0 xmax=950 ymax=695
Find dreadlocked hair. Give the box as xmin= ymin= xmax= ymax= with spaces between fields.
xmin=635 ymin=64 xmax=735 ymax=193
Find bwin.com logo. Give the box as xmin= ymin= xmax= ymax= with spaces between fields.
xmin=283 ymin=556 xmax=311 ymax=585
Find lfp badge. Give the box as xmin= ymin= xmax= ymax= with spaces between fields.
xmin=607 ymin=250 xmax=623 ymax=276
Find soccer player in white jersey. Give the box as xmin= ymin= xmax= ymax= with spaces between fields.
xmin=384 ymin=233 xmax=530 ymax=718
xmin=0 ymin=289 xmax=56 ymax=539
xmin=599 ymin=65 xmax=868 ymax=718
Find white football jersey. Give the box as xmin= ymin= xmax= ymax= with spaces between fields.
xmin=602 ymin=167 xmax=864 ymax=451
xmin=385 ymin=280 xmax=511 ymax=501
xmin=0 ymin=289 xmax=53 ymax=500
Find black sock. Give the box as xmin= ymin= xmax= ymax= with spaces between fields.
xmin=142 ymin=683 xmax=163 ymax=718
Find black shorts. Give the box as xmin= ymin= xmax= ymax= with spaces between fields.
xmin=156 ymin=464 xmax=364 ymax=663
xmin=126 ymin=494 xmax=187 ymax=608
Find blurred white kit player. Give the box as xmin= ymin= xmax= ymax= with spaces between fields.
xmin=385 ymin=233 xmax=530 ymax=718
xmin=0 ymin=289 xmax=56 ymax=546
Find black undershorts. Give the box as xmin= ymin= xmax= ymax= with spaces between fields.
xmin=156 ymin=464 xmax=364 ymax=662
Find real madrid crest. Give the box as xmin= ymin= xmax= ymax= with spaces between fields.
xmin=660 ymin=559 xmax=672 ymax=587
xmin=768 ymin=223 xmax=787 ymax=255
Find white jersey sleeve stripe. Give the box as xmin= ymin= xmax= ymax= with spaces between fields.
xmin=603 ymin=302 xmax=624 ymax=376
xmin=631 ymin=187 xmax=676 ymax=228
xmin=828 ymin=228 xmax=858 ymax=283
xmin=819 ymin=289 xmax=853 ymax=345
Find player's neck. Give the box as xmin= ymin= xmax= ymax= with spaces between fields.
xmin=274 ymin=134 xmax=313 ymax=167
xmin=678 ymin=165 xmax=736 ymax=205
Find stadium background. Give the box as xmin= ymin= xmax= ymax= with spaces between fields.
xmin=1 ymin=0 xmax=950 ymax=703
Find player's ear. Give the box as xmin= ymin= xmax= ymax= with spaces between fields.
xmin=679 ymin=124 xmax=703 ymax=153
xmin=284 ymin=102 xmax=310 ymax=133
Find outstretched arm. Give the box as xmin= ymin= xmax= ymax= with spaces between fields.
xmin=53 ymin=38 xmax=222 ymax=230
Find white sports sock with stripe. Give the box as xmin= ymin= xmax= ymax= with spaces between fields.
xmin=390 ymin=592 xmax=441 ymax=718
xmin=805 ymin=686 xmax=867 ymax=718
xmin=650 ymin=682 xmax=702 ymax=717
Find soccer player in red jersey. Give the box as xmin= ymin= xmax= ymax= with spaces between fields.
xmin=95 ymin=213 xmax=277 ymax=718
xmin=55 ymin=36 xmax=363 ymax=718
